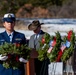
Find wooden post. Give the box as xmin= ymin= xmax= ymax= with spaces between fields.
xmin=26 ymin=49 xmax=38 ymax=75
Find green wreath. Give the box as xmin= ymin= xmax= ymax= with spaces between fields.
xmin=47 ymin=31 xmax=62 ymax=62
xmin=37 ymin=33 xmax=51 ymax=61
xmin=61 ymin=30 xmax=75 ymax=62
xmin=37 ymin=31 xmax=62 ymax=62
xmin=0 ymin=42 xmax=31 ymax=69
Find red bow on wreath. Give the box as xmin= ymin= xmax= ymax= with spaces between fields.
xmin=67 ymin=30 xmax=73 ymax=41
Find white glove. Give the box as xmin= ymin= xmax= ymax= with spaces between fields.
xmin=0 ymin=54 xmax=8 ymax=61
xmin=19 ymin=57 xmax=28 ymax=63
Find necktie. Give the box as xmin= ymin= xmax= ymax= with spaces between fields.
xmin=34 ymin=34 xmax=37 ymax=48
xmin=9 ymin=34 xmax=12 ymax=42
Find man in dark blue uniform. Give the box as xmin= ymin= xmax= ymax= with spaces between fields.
xmin=0 ymin=13 xmax=27 ymax=75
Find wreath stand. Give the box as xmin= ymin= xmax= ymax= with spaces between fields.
xmin=48 ymin=61 xmax=74 ymax=75
xmin=48 ymin=62 xmax=63 ymax=75
xmin=63 ymin=55 xmax=74 ymax=75
xmin=63 ymin=61 xmax=74 ymax=75
xmin=48 ymin=54 xmax=74 ymax=75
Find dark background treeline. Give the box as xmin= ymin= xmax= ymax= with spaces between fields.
xmin=0 ymin=0 xmax=76 ymax=18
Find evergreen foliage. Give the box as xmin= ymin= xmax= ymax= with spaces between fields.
xmin=0 ymin=42 xmax=31 ymax=69
xmin=37 ymin=31 xmax=75 ymax=63
xmin=0 ymin=0 xmax=73 ymax=16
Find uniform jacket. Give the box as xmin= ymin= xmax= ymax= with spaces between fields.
xmin=0 ymin=30 xmax=26 ymax=75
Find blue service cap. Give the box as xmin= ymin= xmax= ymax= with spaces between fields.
xmin=3 ymin=13 xmax=16 ymax=22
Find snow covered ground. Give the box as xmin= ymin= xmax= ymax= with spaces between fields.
xmin=0 ymin=23 xmax=76 ymax=39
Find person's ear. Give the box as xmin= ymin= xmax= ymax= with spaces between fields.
xmin=3 ymin=22 xmax=5 ymax=27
